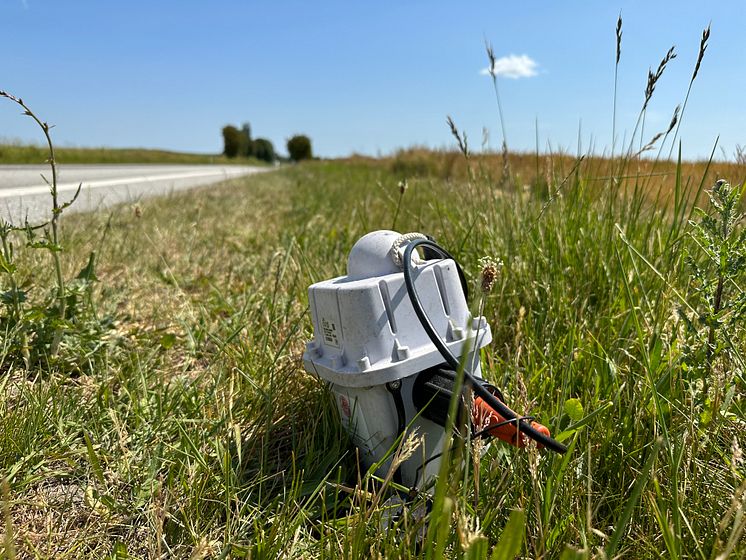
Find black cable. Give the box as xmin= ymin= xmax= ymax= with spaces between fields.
xmin=434 ymin=369 xmax=506 ymax=402
xmin=472 ymin=416 xmax=536 ymax=440
xmin=414 ymin=451 xmax=443 ymax=483
xmin=402 ymin=239 xmax=567 ymax=454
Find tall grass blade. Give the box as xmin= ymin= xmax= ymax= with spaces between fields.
xmin=606 ymin=438 xmax=662 ymax=557
xmin=491 ymin=509 xmax=526 ymax=560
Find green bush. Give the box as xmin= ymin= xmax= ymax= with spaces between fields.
xmin=287 ymin=134 xmax=312 ymax=162
xmin=252 ymin=138 xmax=275 ymax=163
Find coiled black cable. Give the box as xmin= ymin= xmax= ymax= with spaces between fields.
xmin=401 ymin=239 xmax=567 ymax=454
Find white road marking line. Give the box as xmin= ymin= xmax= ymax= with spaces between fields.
xmin=0 ymin=168 xmax=256 ymax=199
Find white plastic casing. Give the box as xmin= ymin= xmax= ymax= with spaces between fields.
xmin=302 ymin=230 xmax=492 ymax=487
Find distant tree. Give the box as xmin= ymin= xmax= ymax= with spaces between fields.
xmin=241 ymin=123 xmax=253 ymax=157
xmin=241 ymin=123 xmax=252 ymax=142
xmin=252 ymin=138 xmax=276 ymax=163
xmin=222 ymin=125 xmax=245 ymax=158
xmin=287 ymin=134 xmax=312 ymax=162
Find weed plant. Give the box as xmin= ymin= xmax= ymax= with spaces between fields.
xmin=0 ymin=91 xmax=109 ymax=372
xmin=0 ymin=18 xmax=745 ymax=560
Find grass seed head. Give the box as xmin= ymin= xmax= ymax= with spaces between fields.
xmin=457 ymin=512 xmax=483 ymax=551
xmin=616 ymin=14 xmax=623 ymax=64
xmin=693 ymin=24 xmax=711 ymax=82
xmin=479 ymin=256 xmax=502 ymax=294
xmin=447 ymin=115 xmax=469 ymax=158
xmin=392 ymin=429 xmax=423 ymax=470
xmin=644 ymin=46 xmax=676 ymax=108
xmin=485 ymin=40 xmax=497 ymax=78
xmin=639 ymin=132 xmax=664 ymax=155
xmin=667 ymin=105 xmax=681 ymax=134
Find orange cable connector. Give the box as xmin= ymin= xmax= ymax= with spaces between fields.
xmin=473 ymin=396 xmax=551 ymax=448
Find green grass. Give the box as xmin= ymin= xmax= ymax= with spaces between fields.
xmin=0 ymin=143 xmax=266 ymax=165
xmin=0 ymin=154 xmax=743 ymax=558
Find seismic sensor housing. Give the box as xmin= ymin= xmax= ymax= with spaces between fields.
xmin=303 ymin=230 xmax=565 ymax=489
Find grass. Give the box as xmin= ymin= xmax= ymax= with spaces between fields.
xmin=0 ymin=150 xmax=743 ymax=557
xmin=382 ymin=147 xmax=746 ymax=203
xmin=0 ymin=16 xmax=744 ymax=558
xmin=0 ymin=142 xmax=265 ymax=165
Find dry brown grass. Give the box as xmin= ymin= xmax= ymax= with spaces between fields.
xmin=343 ymin=147 xmax=746 ymax=205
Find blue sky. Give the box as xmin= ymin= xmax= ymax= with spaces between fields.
xmin=0 ymin=1 xmax=743 ymax=159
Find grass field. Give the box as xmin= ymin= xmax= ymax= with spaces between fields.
xmin=0 ymin=143 xmax=263 ymax=165
xmin=0 ymin=150 xmax=743 ymax=558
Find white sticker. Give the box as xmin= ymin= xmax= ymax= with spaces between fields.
xmin=321 ymin=317 xmax=340 ymax=348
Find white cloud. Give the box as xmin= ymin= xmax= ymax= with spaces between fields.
xmin=481 ymin=54 xmax=539 ymax=79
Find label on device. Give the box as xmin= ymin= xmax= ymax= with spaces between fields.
xmin=321 ymin=317 xmax=340 ymax=348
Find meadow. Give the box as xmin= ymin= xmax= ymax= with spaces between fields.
xmin=1 ymin=17 xmax=745 ymax=559
xmin=0 ymin=144 xmax=743 ymax=558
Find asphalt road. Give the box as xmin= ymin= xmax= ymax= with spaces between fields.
xmin=0 ymin=164 xmax=266 ymax=224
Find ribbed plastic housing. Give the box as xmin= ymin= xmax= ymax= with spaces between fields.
xmin=301 ymin=230 xmax=492 ymax=487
